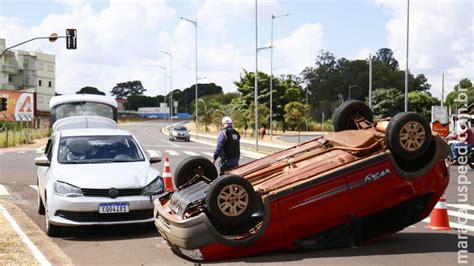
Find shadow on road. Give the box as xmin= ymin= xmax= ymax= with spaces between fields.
xmin=59 ymin=222 xmax=161 ymax=241
xmin=215 ymin=231 xmax=473 ymax=264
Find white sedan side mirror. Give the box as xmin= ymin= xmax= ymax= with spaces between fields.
xmin=35 ymin=156 xmax=50 ymax=167
xmin=149 ymin=155 xmax=162 ymax=164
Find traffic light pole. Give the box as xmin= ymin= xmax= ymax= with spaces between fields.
xmin=0 ymin=36 xmax=67 ymax=57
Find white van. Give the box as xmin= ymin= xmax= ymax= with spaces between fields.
xmin=49 ymin=94 xmax=118 ymax=131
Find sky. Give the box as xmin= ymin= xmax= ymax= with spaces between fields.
xmin=0 ymin=0 xmax=472 ymax=100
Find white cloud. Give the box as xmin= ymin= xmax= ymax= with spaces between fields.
xmin=373 ymin=0 xmax=473 ymax=98
xmin=354 ymin=48 xmax=374 ymax=61
xmin=0 ymin=0 xmax=325 ymax=99
xmin=0 ymin=0 xmax=176 ymax=96
xmin=272 ymin=23 xmax=324 ymax=75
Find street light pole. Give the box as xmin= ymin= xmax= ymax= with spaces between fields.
xmin=160 ymin=50 xmax=173 ymax=123
xmin=369 ymin=53 xmax=373 ymax=108
xmin=270 ymin=13 xmax=289 ymax=140
xmin=255 ymin=0 xmax=259 ymax=152
xmin=441 ymin=73 xmax=444 ymax=106
xmin=159 ymin=65 xmax=167 ymax=117
xmin=405 ymin=0 xmax=410 ymax=112
xmin=348 ymin=85 xmax=356 ymax=100
xmin=180 ymin=16 xmax=198 ymax=137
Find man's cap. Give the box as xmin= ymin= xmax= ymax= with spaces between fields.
xmin=222 ymin=116 xmax=232 ymax=124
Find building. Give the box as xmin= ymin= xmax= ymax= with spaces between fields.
xmin=0 ymin=38 xmax=56 ymax=114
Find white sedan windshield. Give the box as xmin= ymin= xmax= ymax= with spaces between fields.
xmin=58 ymin=135 xmax=144 ymax=164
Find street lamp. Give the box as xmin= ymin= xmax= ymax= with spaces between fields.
xmin=160 ymin=50 xmax=173 ymax=122
xmin=405 ymin=0 xmax=410 ymax=112
xmin=270 ymin=13 xmax=289 ymax=139
xmin=196 ymin=76 xmax=206 ymax=137
xmin=348 ymin=85 xmax=356 ymax=101
xmin=158 ymin=65 xmax=167 ymax=117
xmin=255 ymin=0 xmax=258 ymax=151
xmin=255 ymin=45 xmax=271 ymax=151
xmin=180 ymin=16 xmax=199 ymax=138
xmin=369 ymin=54 xmax=373 ymax=108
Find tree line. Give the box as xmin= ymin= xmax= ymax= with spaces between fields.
xmin=77 ymin=48 xmax=472 ymax=134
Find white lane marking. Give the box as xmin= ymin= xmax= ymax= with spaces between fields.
xmin=241 ymin=152 xmax=263 ymax=159
xmin=146 ymin=150 xmax=162 ymax=158
xmin=422 ymin=217 xmax=474 ymax=232
xmin=29 ymin=185 xmax=38 ymax=191
xmin=142 ymin=144 xmax=174 ymax=148
xmin=0 ymin=204 xmax=51 ymax=265
xmin=18 ymin=151 xmax=26 ymax=154
xmin=160 ymin=139 xmax=179 ymax=147
xmin=447 ymin=210 xmax=474 ymax=220
xmin=0 ymin=185 xmax=9 ymax=196
xmin=165 ymin=150 xmax=180 ymax=156
xmin=447 ymin=203 xmax=474 ymax=211
xmin=183 ymin=151 xmax=199 ymax=156
xmin=202 ymin=152 xmax=214 ymax=158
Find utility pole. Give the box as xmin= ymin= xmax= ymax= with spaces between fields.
xmin=255 ymin=0 xmax=259 ymax=152
xmin=160 ymin=50 xmax=173 ymax=124
xmin=270 ymin=13 xmax=289 ymax=139
xmin=159 ymin=65 xmax=167 ymax=119
xmin=369 ymin=53 xmax=373 ymax=108
xmin=441 ymin=73 xmax=444 ymax=106
xmin=405 ymin=0 xmax=410 ymax=112
xmin=180 ymin=16 xmax=198 ymax=138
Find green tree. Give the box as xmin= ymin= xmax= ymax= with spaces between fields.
xmin=445 ymin=78 xmax=474 ymax=113
xmin=234 ymin=70 xmax=303 ymax=131
xmin=371 ymin=88 xmax=404 ymax=119
xmin=371 ymin=88 xmax=440 ymax=120
xmin=302 ymin=49 xmax=431 ymax=110
xmin=284 ymin=102 xmax=310 ymax=142
xmin=197 ymin=98 xmax=215 ymax=133
xmin=76 ymin=86 xmax=105 ymax=95
xmin=407 ymin=91 xmax=440 ymax=120
xmin=182 ymin=83 xmax=224 ymax=112
xmin=110 ymin=80 xmax=146 ymax=99
xmin=375 ymin=48 xmax=399 ymax=70
xmin=125 ymin=95 xmax=163 ymax=110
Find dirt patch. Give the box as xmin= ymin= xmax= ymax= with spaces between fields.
xmin=0 ymin=138 xmax=48 ymax=151
xmin=0 ymin=208 xmax=39 ymax=265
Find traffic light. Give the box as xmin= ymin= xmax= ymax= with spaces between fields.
xmin=66 ymin=28 xmax=77 ymax=49
xmin=0 ymin=97 xmax=7 ymax=112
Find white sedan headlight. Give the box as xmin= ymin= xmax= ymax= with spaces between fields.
xmin=142 ymin=177 xmax=164 ymax=196
xmin=54 ymin=181 xmax=83 ymax=197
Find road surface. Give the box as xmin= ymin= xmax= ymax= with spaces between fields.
xmin=0 ymin=120 xmax=472 ymax=265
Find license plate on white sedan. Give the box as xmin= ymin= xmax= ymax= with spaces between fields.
xmin=98 ymin=203 xmax=129 ymax=213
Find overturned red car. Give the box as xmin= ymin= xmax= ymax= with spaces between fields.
xmin=153 ymin=100 xmax=450 ymax=261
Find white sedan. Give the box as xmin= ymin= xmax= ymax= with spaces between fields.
xmin=35 ymin=127 xmax=163 ymax=236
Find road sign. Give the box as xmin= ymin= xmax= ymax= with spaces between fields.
xmin=49 ymin=33 xmax=58 ymax=42
xmin=66 ymin=29 xmax=77 ymax=49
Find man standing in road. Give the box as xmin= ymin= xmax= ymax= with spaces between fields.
xmin=213 ymin=116 xmax=241 ymax=174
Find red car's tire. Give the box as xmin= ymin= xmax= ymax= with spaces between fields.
xmin=206 ymin=174 xmax=257 ymax=228
xmin=174 ymin=156 xmax=218 ymax=188
xmin=333 ymin=100 xmax=373 ymax=132
xmin=386 ymin=112 xmax=431 ymax=160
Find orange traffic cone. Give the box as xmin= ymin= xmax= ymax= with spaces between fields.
xmin=162 ymin=157 xmax=174 ymax=192
xmin=426 ymin=195 xmax=451 ymax=230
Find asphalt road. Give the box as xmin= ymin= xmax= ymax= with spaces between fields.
xmin=0 ymin=120 xmax=472 ymax=265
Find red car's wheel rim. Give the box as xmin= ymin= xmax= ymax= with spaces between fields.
xmin=217 ymin=184 xmax=249 ymax=217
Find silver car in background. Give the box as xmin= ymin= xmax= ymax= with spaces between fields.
xmin=169 ymin=126 xmax=190 ymax=142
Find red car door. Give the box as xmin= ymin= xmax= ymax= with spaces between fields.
xmin=276 ymin=173 xmax=355 ymax=250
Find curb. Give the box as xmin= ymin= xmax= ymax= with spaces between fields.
xmin=0 ymin=199 xmax=73 ymax=265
